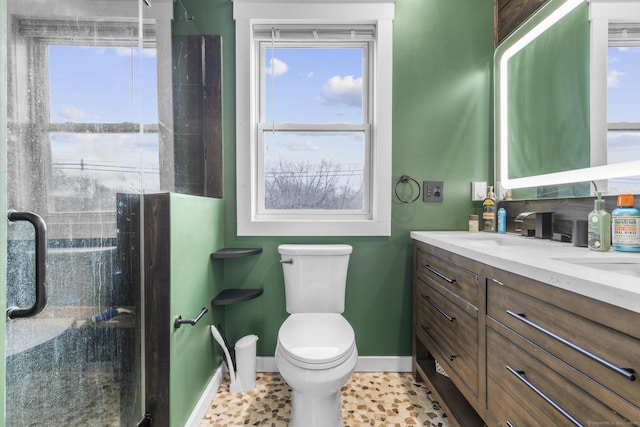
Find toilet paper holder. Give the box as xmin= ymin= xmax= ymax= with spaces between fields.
xmin=174 ymin=307 xmax=208 ymax=329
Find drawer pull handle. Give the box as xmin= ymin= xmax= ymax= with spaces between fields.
xmin=507 ymin=365 xmax=584 ymax=427
xmin=421 ymin=325 xmax=456 ymax=361
xmin=423 ymin=264 xmax=456 ymax=284
xmin=421 ymin=294 xmax=455 ymax=322
xmin=506 ymin=422 xmax=515 ymax=427
xmin=507 ymin=310 xmax=636 ymax=381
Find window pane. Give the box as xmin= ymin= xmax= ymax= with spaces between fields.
xmin=607 ymin=45 xmax=640 ymax=195
xmin=608 ymin=45 xmax=640 ymax=123
xmin=49 ymin=45 xmax=158 ymax=124
xmin=607 ymin=130 xmax=640 ymax=194
xmin=49 ymin=133 xmax=159 ymax=212
xmin=263 ymin=131 xmax=365 ymax=210
xmin=608 ymin=131 xmax=640 ymax=164
xmin=263 ymin=47 xmax=363 ymax=124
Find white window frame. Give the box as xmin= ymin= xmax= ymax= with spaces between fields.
xmin=589 ymin=0 xmax=640 ymax=193
xmin=607 ymin=22 xmax=640 ymax=137
xmin=233 ymin=0 xmax=394 ymax=236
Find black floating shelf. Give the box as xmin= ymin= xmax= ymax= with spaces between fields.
xmin=212 ymin=288 xmax=264 ymax=306
xmin=211 ymin=248 xmax=263 ymax=259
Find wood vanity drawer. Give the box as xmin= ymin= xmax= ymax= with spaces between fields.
xmin=487 ymin=327 xmax=630 ymax=427
xmin=487 ymin=278 xmax=640 ymax=422
xmin=415 ymin=245 xmax=479 ymax=308
xmin=415 ymin=278 xmax=478 ymax=396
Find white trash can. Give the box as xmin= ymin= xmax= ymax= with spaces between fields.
xmin=234 ymin=334 xmax=259 ymax=392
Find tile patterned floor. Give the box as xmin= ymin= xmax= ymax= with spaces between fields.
xmin=200 ymin=372 xmax=451 ymax=426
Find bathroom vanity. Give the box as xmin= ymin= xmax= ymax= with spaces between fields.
xmin=411 ymin=231 xmax=640 ymax=427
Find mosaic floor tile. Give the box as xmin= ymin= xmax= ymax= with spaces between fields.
xmin=200 ymin=372 xmax=450 ymax=426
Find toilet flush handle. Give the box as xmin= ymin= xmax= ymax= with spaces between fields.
xmin=279 ymin=259 xmax=293 ymax=264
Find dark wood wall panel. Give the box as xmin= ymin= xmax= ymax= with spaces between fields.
xmin=203 ymin=36 xmax=223 ymax=198
xmin=172 ymin=35 xmax=223 ymax=198
xmin=496 ymin=0 xmax=550 ymax=45
xmin=115 ymin=193 xmax=142 ymax=424
xmin=499 ymin=194 xmax=640 ymax=237
xmin=144 ymin=192 xmax=171 ymax=426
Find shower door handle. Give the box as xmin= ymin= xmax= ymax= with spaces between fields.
xmin=7 ymin=210 xmax=48 ymax=319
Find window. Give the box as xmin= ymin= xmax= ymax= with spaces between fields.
xmin=15 ymin=18 xmax=159 ymax=215
xmin=47 ymin=43 xmax=159 ymax=212
xmin=234 ymin=0 xmax=394 ymax=236
xmin=607 ymin=23 xmax=640 ymax=193
xmin=590 ymin=0 xmax=640 ymax=195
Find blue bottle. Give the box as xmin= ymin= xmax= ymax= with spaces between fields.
xmin=612 ymin=194 xmax=640 ymax=252
xmin=497 ymin=208 xmax=506 ymax=234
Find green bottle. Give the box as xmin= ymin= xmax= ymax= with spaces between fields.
xmin=588 ymin=192 xmax=611 ymax=252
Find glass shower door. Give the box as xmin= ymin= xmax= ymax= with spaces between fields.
xmin=4 ymin=0 xmax=161 ymax=425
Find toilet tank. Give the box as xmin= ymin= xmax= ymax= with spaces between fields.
xmin=278 ymin=244 xmax=352 ymax=314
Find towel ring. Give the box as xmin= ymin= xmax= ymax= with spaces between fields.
xmin=395 ymin=175 xmax=420 ymax=204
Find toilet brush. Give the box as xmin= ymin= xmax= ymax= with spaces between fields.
xmin=211 ymin=325 xmax=244 ymax=393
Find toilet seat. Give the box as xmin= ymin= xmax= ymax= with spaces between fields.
xmin=277 ymin=313 xmax=356 ymax=370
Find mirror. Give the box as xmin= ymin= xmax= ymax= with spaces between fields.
xmin=495 ymin=0 xmax=640 ymax=200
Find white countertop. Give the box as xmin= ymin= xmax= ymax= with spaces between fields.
xmin=410 ymin=231 xmax=640 ymax=314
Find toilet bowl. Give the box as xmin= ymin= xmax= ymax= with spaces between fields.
xmin=275 ymin=313 xmax=357 ymax=427
xmin=275 ymin=244 xmax=357 ymax=427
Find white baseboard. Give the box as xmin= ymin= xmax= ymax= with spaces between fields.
xmin=184 ymin=363 xmax=227 ymax=427
xmin=186 ymin=356 xmax=412 ymax=425
xmin=257 ymin=356 xmax=277 ymax=372
xmin=354 ymin=356 xmax=412 ymax=372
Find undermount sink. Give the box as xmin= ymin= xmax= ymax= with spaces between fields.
xmin=456 ymin=233 xmax=530 ymax=247
xmin=554 ymin=257 xmax=640 ymax=278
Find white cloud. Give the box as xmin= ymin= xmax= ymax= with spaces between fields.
xmin=279 ymin=139 xmax=319 ymax=151
xmin=60 ymin=105 xmax=89 ymax=120
xmin=266 ymin=58 xmax=288 ymax=77
xmin=322 ymin=75 xmax=362 ymax=107
xmin=608 ymin=69 xmax=625 ymax=88
xmin=609 ymin=131 xmax=640 ymax=141
xmin=115 ymin=46 xmax=157 ymax=58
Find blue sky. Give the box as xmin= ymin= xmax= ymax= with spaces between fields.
xmin=608 ymin=46 xmax=640 ymax=123
xmin=48 ymin=45 xmax=159 ymax=192
xmin=48 ymin=44 xmax=367 ymax=193
xmin=607 ymin=46 xmax=640 ymax=167
xmin=264 ymin=47 xmax=363 ymax=124
xmin=49 ymin=45 xmax=157 ymax=124
xmin=263 ymin=47 xmax=366 ymax=178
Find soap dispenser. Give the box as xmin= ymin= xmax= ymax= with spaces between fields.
xmin=588 ymin=192 xmax=611 ymax=252
xmin=482 ymin=186 xmax=497 ymax=232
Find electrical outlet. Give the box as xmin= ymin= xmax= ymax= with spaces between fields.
xmin=423 ymin=181 xmax=444 ymax=202
xmin=471 ymin=181 xmax=487 ymax=201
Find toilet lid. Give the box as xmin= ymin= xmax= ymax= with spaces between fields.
xmin=278 ymin=313 xmax=356 ymax=367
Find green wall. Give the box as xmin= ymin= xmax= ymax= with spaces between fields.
xmin=508 ymin=2 xmax=590 ymax=179
xmin=168 ymin=194 xmax=224 ymax=427
xmin=174 ymin=0 xmax=494 ymax=357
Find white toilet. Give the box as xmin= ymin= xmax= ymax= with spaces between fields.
xmin=275 ymin=244 xmax=358 ymax=427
